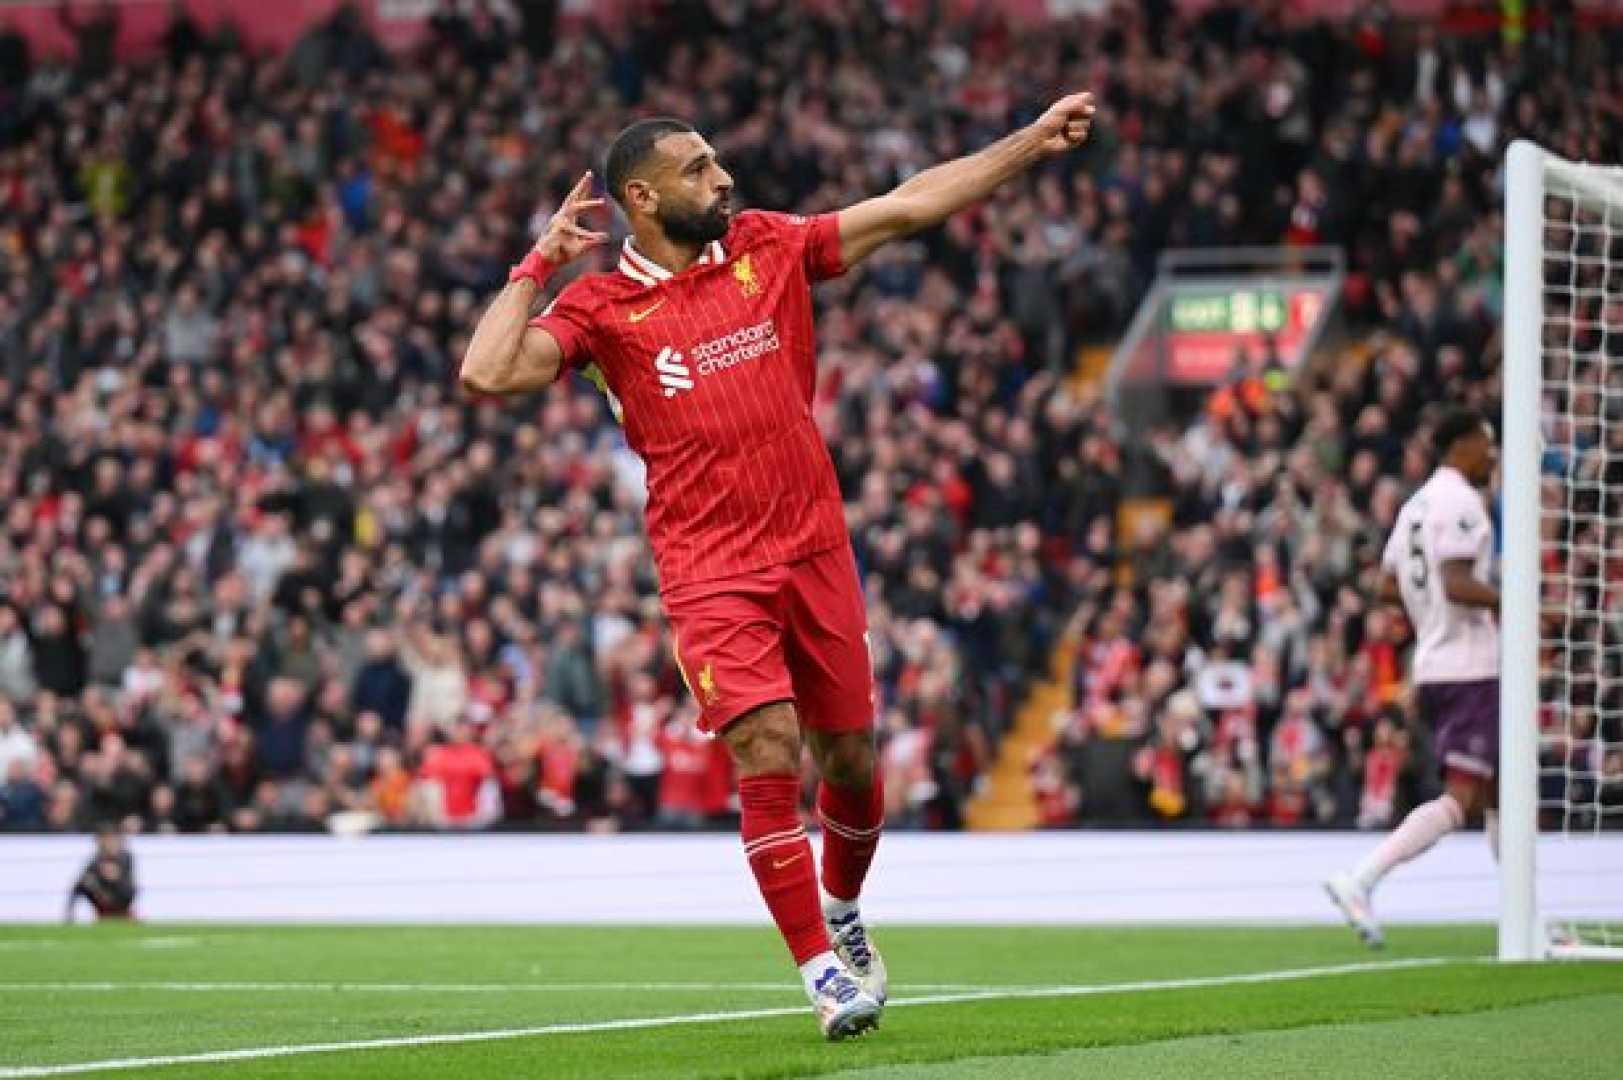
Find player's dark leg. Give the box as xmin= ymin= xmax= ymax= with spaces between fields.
xmin=1448 ymin=771 xmax=1497 ymax=861
xmin=1445 ymin=773 xmax=1489 ymax=819
xmin=1485 ymin=783 xmax=1500 ymax=861
xmin=806 ymin=728 xmax=883 ymax=906
xmin=722 ymin=701 xmax=833 ymax=969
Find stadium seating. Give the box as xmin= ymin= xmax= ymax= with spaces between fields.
xmin=0 ymin=1 xmax=1617 ymax=835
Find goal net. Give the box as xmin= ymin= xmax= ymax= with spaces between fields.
xmin=1502 ymin=141 xmax=1623 ymax=961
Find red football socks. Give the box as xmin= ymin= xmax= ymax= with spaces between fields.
xmin=817 ymin=775 xmax=884 ymax=903
xmin=739 ymin=773 xmax=829 ymax=964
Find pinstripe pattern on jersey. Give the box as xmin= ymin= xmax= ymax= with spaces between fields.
xmin=531 ymin=211 xmax=848 ymax=589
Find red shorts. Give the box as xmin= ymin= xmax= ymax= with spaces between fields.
xmin=664 ymin=544 xmax=875 ymax=736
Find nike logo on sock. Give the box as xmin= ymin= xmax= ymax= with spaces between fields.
xmin=772 ymin=852 xmax=806 ymax=870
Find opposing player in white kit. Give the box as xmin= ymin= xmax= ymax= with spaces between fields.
xmin=1326 ymin=409 xmax=1502 ymax=947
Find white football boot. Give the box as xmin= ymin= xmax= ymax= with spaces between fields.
xmin=1324 ymin=871 xmax=1386 ymax=949
xmin=807 ymin=961 xmax=881 ymax=1041
xmin=825 ymin=902 xmax=889 ymax=1005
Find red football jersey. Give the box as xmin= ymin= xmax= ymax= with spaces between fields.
xmin=530 ymin=210 xmax=849 ymax=589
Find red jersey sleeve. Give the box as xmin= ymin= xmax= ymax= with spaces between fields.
xmin=802 ymin=212 xmax=846 ymax=282
xmin=526 ymin=280 xmax=597 ymax=373
xmin=745 ymin=210 xmax=847 ymax=282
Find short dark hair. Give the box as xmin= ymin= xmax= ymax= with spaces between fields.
xmin=1434 ymin=406 xmax=1490 ymax=457
xmin=603 ymin=118 xmax=694 ymax=208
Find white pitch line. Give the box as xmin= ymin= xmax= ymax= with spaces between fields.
xmin=0 ymin=981 xmax=991 ymax=995
xmin=0 ymin=940 xmax=200 ymax=953
xmin=0 ymin=958 xmax=1459 ymax=1079
xmin=883 ymin=956 xmax=1462 ymax=1006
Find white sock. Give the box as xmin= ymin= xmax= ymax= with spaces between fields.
xmin=823 ymin=891 xmax=860 ymax=923
xmin=799 ymin=950 xmax=844 ymax=999
xmin=1354 ymin=793 xmax=1465 ymax=894
xmin=1486 ymin=809 xmax=1500 ymax=863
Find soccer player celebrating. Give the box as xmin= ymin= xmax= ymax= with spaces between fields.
xmin=461 ymin=93 xmax=1096 ymax=1038
xmin=1325 ymin=408 xmax=1501 ymax=947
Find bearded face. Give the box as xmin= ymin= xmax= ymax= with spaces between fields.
xmin=657 ymin=188 xmax=732 ymax=246
xmin=614 ymin=128 xmax=736 ymax=246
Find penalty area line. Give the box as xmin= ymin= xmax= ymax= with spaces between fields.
xmin=0 ymin=957 xmax=1459 ymax=1078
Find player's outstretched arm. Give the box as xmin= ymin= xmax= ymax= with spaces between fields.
xmin=459 ymin=173 xmax=608 ymax=396
xmin=834 ymin=91 xmax=1094 ymax=269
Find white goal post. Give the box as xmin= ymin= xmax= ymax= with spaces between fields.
xmin=1501 ymin=140 xmax=1623 ymax=961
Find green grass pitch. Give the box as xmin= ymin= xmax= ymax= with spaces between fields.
xmin=1 ymin=924 xmax=1620 ymax=1078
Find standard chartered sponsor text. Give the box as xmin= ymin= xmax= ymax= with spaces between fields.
xmin=693 ymin=319 xmax=781 ymax=375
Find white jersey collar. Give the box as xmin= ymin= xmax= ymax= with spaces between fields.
xmin=617 ymin=237 xmax=726 ymax=287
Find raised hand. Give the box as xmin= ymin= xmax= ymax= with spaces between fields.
xmin=1033 ymin=92 xmax=1096 ymax=155
xmin=536 ymin=171 xmax=610 ymax=264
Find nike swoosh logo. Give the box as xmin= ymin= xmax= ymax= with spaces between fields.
xmin=628 ymin=299 xmax=666 ymax=323
xmin=771 ymin=853 xmax=805 ymax=870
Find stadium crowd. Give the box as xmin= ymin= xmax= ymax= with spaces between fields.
xmin=0 ymin=1 xmax=1619 ymax=835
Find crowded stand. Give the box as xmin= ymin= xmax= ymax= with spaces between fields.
xmin=0 ymin=0 xmax=1618 ymax=836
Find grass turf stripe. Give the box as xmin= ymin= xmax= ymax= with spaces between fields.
xmin=0 ymin=958 xmax=1459 ymax=1078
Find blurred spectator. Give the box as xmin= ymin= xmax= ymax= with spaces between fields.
xmin=368 ymin=744 xmax=413 ymax=825
xmin=56 ymin=1 xmax=120 ymax=85
xmin=163 ymin=283 xmax=221 ymax=366
xmin=87 ymin=595 xmax=140 ymax=687
xmin=252 ymin=678 xmax=311 ymax=780
xmin=64 ymin=826 xmax=136 ymax=920
xmin=351 ymin=630 xmax=412 ymax=731
xmin=0 ymin=606 xmax=36 ymax=702
xmin=0 ymin=17 xmax=31 ymax=93
xmin=169 ymin=754 xmax=226 ymax=832
xmin=416 ymin=719 xmax=497 ymax=829
xmin=401 ymin=624 xmax=469 ymax=734
xmin=0 ymin=698 xmax=37 ymax=779
xmin=1 ymin=757 xmax=46 ymax=829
